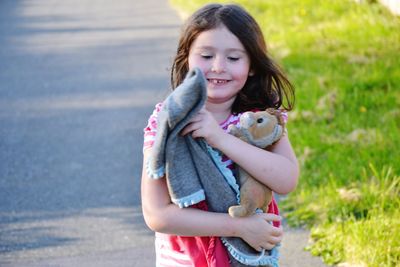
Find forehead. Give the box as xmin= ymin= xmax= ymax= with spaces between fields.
xmin=191 ymin=25 xmax=246 ymax=52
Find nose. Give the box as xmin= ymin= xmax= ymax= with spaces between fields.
xmin=211 ymin=56 xmax=226 ymax=73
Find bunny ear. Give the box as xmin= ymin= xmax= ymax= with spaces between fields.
xmin=265 ymin=107 xmax=276 ymax=114
xmin=265 ymin=108 xmax=285 ymax=125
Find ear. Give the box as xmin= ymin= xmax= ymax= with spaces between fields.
xmin=265 ymin=108 xmax=276 ymax=114
xmin=266 ymin=108 xmax=284 ymax=125
xmin=248 ymin=70 xmax=254 ymax=76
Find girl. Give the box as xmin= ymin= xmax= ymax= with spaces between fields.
xmin=141 ymin=3 xmax=299 ymax=267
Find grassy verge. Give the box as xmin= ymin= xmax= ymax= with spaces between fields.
xmin=169 ymin=0 xmax=400 ymax=266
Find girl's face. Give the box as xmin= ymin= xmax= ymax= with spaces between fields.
xmin=188 ymin=25 xmax=251 ymax=105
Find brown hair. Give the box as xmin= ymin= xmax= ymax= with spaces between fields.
xmin=171 ymin=3 xmax=295 ymax=113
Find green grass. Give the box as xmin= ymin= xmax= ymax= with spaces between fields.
xmin=285 ymin=164 xmax=400 ymax=265
xmin=169 ymin=0 xmax=400 ymax=266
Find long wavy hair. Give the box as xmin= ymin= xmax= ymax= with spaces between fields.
xmin=171 ymin=3 xmax=295 ymax=113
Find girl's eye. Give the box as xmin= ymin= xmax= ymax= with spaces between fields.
xmin=201 ymin=55 xmax=213 ymax=59
xmin=228 ymin=57 xmax=240 ymax=61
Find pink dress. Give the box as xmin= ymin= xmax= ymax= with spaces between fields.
xmin=143 ymin=103 xmax=282 ymax=267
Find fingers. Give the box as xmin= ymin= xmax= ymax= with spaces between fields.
xmin=180 ymin=123 xmax=196 ymax=136
xmin=256 ymin=246 xmax=264 ymax=252
xmin=180 ymin=114 xmax=204 ymax=136
xmin=255 ymin=231 xmax=282 ymax=251
xmin=269 ymin=232 xmax=282 ymax=244
xmin=243 ymin=214 xmax=283 ymax=252
xmin=180 ymin=109 xmax=212 ymax=137
xmin=259 ymin=242 xmax=276 ymax=251
xmin=272 ymin=226 xmax=283 ymax=240
xmin=259 ymin=213 xmax=282 ymax=222
xmin=179 ymin=108 xmax=224 ymax=145
xmin=255 ymin=240 xmax=278 ymax=251
xmin=258 ymin=214 xmax=283 ymax=250
xmin=270 ymin=224 xmax=283 ymax=235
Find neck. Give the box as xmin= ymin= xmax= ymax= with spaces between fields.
xmin=205 ymin=98 xmax=234 ymax=124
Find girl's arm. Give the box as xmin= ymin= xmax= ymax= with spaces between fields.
xmin=141 ymin=149 xmax=283 ymax=250
xmin=216 ymin=133 xmax=299 ymax=195
xmin=182 ymin=109 xmax=299 ymax=195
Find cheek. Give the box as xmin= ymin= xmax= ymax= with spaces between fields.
xmin=188 ymin=56 xmax=207 ymax=72
xmin=233 ymin=66 xmax=251 ymax=84
xmin=231 ymin=59 xmax=251 ymax=80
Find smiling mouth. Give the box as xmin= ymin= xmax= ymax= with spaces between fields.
xmin=207 ymin=78 xmax=230 ymax=84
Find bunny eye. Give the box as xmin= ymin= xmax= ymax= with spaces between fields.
xmin=257 ymin=118 xmax=264 ymax=123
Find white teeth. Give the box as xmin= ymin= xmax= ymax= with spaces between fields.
xmin=209 ymin=79 xmax=227 ymax=84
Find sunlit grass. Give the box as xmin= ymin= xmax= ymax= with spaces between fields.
xmin=169 ymin=0 xmax=400 ymax=266
xmin=283 ymin=164 xmax=400 ymax=222
xmin=307 ymin=210 xmax=400 ymax=266
xmin=284 ymin=164 xmax=400 ymax=266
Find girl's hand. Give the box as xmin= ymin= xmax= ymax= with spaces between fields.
xmin=181 ymin=108 xmax=225 ymax=147
xmin=237 ymin=213 xmax=283 ymax=251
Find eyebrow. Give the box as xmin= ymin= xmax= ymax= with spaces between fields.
xmin=193 ymin=46 xmax=247 ymax=53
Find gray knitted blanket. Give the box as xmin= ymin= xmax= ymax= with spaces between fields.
xmin=146 ymin=68 xmax=279 ymax=266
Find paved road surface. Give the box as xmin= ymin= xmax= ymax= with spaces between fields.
xmin=0 ymin=0 xmax=326 ymax=266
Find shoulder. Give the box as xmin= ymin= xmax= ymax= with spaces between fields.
xmin=151 ymin=102 xmax=164 ymax=118
xmin=144 ymin=103 xmax=163 ymax=129
xmin=219 ymin=113 xmax=242 ymax=131
xmin=143 ymin=102 xmax=163 ymax=150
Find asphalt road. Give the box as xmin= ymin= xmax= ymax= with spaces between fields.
xmin=0 ymin=0 xmax=179 ymax=266
xmin=0 ymin=1 xmax=327 ymax=266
